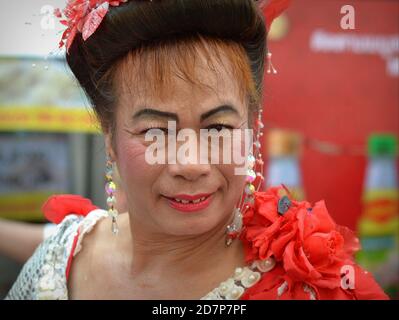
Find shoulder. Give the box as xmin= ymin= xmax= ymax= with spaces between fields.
xmin=239 ymin=186 xmax=389 ymax=300
xmin=5 ymin=195 xmax=106 ymax=300
xmin=67 ymin=211 xmax=131 ymax=299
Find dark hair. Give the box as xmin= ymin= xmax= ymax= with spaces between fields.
xmin=66 ymin=0 xmax=267 ymax=134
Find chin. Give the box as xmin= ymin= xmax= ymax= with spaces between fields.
xmin=158 ymin=208 xmax=228 ymax=237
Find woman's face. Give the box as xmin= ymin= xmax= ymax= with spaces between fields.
xmin=106 ymin=49 xmax=250 ymax=237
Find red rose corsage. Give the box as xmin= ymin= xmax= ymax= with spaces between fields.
xmin=240 ymin=186 xmax=361 ymax=291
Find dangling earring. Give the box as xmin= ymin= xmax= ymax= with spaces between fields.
xmin=226 ymin=207 xmax=243 ymax=246
xmin=105 ymin=154 xmax=119 ymax=235
xmin=225 ymin=109 xmax=265 ymax=246
xmin=266 ymin=51 xmax=278 ymax=74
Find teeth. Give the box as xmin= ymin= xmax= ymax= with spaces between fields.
xmin=171 ymin=196 xmax=208 ymax=204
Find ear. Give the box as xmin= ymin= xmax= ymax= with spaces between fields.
xmin=104 ymin=130 xmax=117 ymax=161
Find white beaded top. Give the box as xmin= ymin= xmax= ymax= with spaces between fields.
xmin=201 ymin=258 xmax=276 ymax=300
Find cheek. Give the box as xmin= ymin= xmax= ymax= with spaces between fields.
xmin=231 ymin=170 xmax=247 ymax=192
xmin=218 ymin=163 xmax=246 ymax=194
xmin=115 ymin=139 xmax=155 ymax=190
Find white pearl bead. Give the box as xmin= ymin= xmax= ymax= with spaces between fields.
xmin=264 ymin=259 xmax=272 ymax=266
xmin=235 ymin=267 xmax=243 ymax=275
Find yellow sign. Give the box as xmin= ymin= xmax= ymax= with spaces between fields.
xmin=0 ymin=106 xmax=101 ymax=133
xmin=0 ymin=192 xmax=59 ymax=221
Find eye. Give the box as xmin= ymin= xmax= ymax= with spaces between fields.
xmin=139 ymin=127 xmax=169 ymax=135
xmin=206 ymin=124 xmax=234 ymax=132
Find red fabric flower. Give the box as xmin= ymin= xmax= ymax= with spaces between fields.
xmin=42 ymin=194 xmax=98 ymax=224
xmin=239 ymin=186 xmax=389 ymax=299
xmin=55 ymin=0 xmax=129 ymax=52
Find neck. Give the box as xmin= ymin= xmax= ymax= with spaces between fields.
xmin=126 ymin=213 xmax=245 ymax=279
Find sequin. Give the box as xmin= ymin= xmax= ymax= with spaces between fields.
xmin=247 ymin=154 xmax=256 ymax=168
xmin=105 ymin=181 xmax=116 ymax=194
xmin=106 ymin=196 xmax=116 ymax=206
xmin=278 ymin=195 xmax=291 ymax=215
xmin=246 ymin=169 xmax=256 ymax=183
xmin=245 ymin=184 xmax=255 ymax=195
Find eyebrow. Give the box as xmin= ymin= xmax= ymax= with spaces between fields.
xmin=200 ymin=104 xmax=239 ymax=122
xmin=132 ymin=108 xmax=178 ymax=122
xmin=132 ymin=104 xmax=239 ymax=123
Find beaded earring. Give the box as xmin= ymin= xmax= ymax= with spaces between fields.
xmin=105 ymin=155 xmax=119 ymax=235
xmin=226 ymin=110 xmax=265 ymax=246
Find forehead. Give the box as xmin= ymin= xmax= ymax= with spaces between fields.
xmin=113 ymin=37 xmax=250 ymax=114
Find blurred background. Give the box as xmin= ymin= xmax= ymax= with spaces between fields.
xmin=0 ymin=0 xmax=398 ymax=299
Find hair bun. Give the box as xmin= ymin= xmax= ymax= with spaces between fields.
xmin=66 ymin=0 xmax=267 ymax=132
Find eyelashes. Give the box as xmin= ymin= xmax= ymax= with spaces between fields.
xmin=205 ymin=123 xmax=235 ymax=131
xmin=135 ymin=123 xmax=236 ymax=135
xmin=124 ymin=119 xmax=249 ymax=139
xmin=139 ymin=126 xmax=169 ymax=135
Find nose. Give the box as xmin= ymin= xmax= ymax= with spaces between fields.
xmin=166 ymin=134 xmax=212 ymax=181
xmin=167 ymin=161 xmax=211 ymax=181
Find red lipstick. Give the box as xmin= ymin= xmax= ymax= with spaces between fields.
xmin=164 ymin=193 xmax=213 ymax=213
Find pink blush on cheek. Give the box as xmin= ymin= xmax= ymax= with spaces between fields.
xmin=117 ymin=140 xmax=154 ymax=176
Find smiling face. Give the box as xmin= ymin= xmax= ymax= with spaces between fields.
xmin=105 ymin=37 xmax=257 ymax=237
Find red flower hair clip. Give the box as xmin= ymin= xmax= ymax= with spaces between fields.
xmin=55 ymin=0 xmax=289 ymax=53
xmin=54 ymin=0 xmax=130 ymax=53
xmin=258 ymin=0 xmax=291 ymax=32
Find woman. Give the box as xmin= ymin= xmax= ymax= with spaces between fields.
xmin=6 ymin=0 xmax=388 ymax=300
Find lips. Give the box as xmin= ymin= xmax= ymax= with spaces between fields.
xmin=162 ymin=193 xmax=213 ymax=212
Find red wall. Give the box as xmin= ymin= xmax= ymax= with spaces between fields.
xmin=262 ymin=0 xmax=399 ymax=230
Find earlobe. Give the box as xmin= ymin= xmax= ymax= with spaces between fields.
xmin=104 ymin=133 xmax=117 ymax=161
